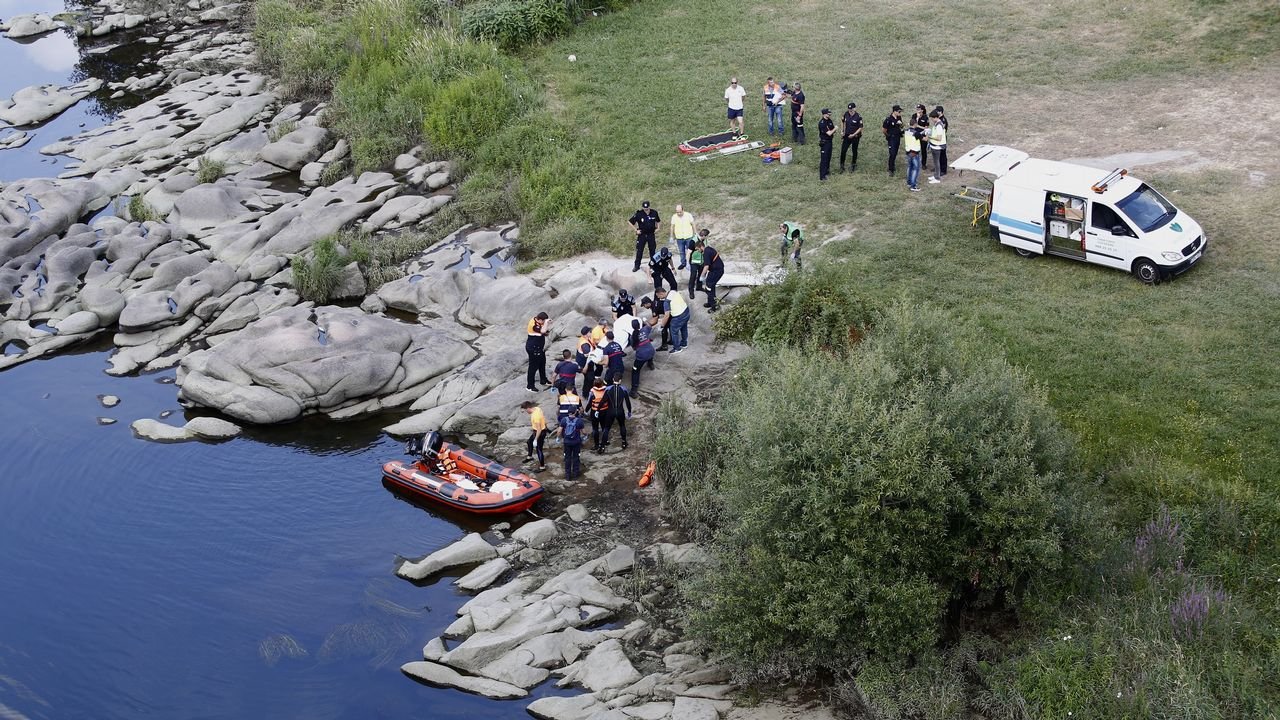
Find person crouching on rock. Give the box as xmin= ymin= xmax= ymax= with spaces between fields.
xmin=525 ymin=312 xmax=551 ymax=392
xmin=555 ymin=406 xmax=586 ymax=480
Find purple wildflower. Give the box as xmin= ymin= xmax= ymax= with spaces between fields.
xmin=1170 ymin=582 xmax=1229 ymax=641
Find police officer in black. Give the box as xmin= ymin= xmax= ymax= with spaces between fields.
xmin=817 ymin=108 xmax=835 ymax=181
xmin=611 ymin=288 xmax=635 ymax=319
xmin=840 ymin=102 xmax=863 ymax=173
xmin=628 ymin=201 xmax=661 ymax=273
xmin=647 ymin=246 xmax=678 ymax=293
xmin=882 ymin=104 xmax=905 ymax=175
xmin=788 ymin=82 xmax=806 ymax=145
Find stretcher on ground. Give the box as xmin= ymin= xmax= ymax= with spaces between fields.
xmin=678 ymin=130 xmax=751 ymax=155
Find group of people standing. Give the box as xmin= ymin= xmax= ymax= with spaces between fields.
xmin=518 ymin=221 xmax=726 ymax=478
xmin=722 ymin=78 xmax=951 ymax=187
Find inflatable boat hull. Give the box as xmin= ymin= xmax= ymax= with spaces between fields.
xmin=381 ymin=443 xmax=544 ymax=515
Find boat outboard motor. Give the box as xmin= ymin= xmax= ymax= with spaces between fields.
xmin=405 ymin=435 xmax=424 ymax=457
xmin=424 ymin=430 xmax=444 ymax=460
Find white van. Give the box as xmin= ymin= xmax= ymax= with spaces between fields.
xmin=952 ymin=145 xmax=1207 ymax=283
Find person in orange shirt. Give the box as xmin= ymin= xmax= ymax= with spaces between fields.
xmin=521 ymin=400 xmax=549 ymax=472
xmin=525 ymin=312 xmax=550 ymax=392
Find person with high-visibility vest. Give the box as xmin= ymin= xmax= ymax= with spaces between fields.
xmin=587 ymin=378 xmax=610 ymax=452
xmin=520 ymin=400 xmax=549 ymax=472
xmin=656 ymin=287 xmax=690 ymax=352
xmin=780 ymin=222 xmax=804 ymax=268
xmin=669 ymin=204 xmax=698 ymax=270
xmin=525 ymin=312 xmax=550 ymax=392
xmin=557 ymin=385 xmax=582 ymax=422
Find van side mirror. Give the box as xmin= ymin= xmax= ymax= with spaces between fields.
xmin=1111 ymin=225 xmax=1128 ymax=236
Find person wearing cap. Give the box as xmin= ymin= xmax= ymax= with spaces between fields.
xmin=840 ymin=102 xmax=864 ymax=173
xmin=910 ymin=104 xmax=930 ymax=170
xmin=817 ymin=108 xmax=835 ymax=181
xmin=669 ymin=204 xmax=698 ymax=270
xmin=933 ymin=105 xmax=950 ymax=175
xmin=788 ymin=82 xmax=805 ymax=145
xmin=554 ymin=405 xmax=586 ymax=480
xmin=724 ymin=77 xmax=746 ymax=136
xmin=611 ymin=288 xmax=635 ymax=320
xmin=525 ymin=311 xmax=551 ymax=392
xmin=628 ymin=201 xmax=661 ymax=273
xmin=647 ymin=246 xmax=678 ymax=294
xmin=927 ymin=109 xmax=947 ymax=184
xmin=763 ymin=77 xmax=785 ymax=137
xmin=882 ymin=104 xmax=905 ymax=175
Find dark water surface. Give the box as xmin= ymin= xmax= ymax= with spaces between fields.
xmin=0 ymin=345 xmax=563 ymax=718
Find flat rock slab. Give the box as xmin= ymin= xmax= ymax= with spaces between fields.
xmin=512 ymin=518 xmax=558 ymax=548
xmin=398 ymin=533 xmax=497 ymax=581
xmin=401 ymin=661 xmax=526 ymax=699
xmin=527 ymin=694 xmax=606 ymax=720
xmin=456 ymin=557 xmax=512 ymax=592
xmin=0 ymin=79 xmax=104 ymax=127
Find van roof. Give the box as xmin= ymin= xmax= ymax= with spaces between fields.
xmin=953 ymin=145 xmax=1144 ymax=200
xmin=1003 ymin=158 xmax=1143 ymax=199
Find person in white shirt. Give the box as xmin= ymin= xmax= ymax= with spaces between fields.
xmin=724 ymin=77 xmax=747 ymax=136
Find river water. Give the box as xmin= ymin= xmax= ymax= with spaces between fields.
xmin=0 ymin=7 xmax=563 ymax=719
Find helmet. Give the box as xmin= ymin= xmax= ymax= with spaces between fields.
xmin=659 ymin=247 xmax=670 ymax=259
xmin=618 ymin=288 xmax=630 ymax=300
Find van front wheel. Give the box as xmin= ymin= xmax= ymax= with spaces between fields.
xmin=1133 ymin=258 xmax=1162 ymax=285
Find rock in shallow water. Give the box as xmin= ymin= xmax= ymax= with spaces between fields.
xmin=398 ymin=533 xmax=497 ymax=581
xmin=400 ymin=661 xmax=526 ymax=699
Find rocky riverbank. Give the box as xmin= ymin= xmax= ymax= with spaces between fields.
xmin=1 ymin=2 xmax=809 ymax=717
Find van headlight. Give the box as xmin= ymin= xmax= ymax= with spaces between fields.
xmin=1161 ymin=252 xmax=1183 ymax=262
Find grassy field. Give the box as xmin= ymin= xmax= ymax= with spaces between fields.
xmin=527 ymin=0 xmax=1280 ymax=713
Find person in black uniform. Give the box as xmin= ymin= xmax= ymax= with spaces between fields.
xmin=611 ymin=288 xmax=635 ymax=319
xmin=525 ymin=311 xmax=550 ymax=392
xmin=817 ymin=108 xmax=835 ymax=181
xmin=882 ymin=104 xmax=905 ymax=175
xmin=840 ymin=102 xmax=863 ymax=173
xmin=647 ymin=246 xmax=678 ymax=293
xmin=697 ymin=238 xmax=726 ymax=311
xmin=788 ymin=82 xmax=805 ymax=145
xmin=599 ymin=376 xmax=633 ymax=451
xmin=628 ymin=201 xmax=661 ymax=273
xmin=910 ymin=104 xmax=930 ymax=170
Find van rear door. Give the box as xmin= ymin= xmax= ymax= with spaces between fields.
xmin=990 ymin=184 xmax=1046 ymax=255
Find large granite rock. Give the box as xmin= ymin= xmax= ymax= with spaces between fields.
xmin=400 ymin=661 xmax=526 ymax=700
xmin=259 ymin=125 xmax=331 ymax=171
xmin=177 ymin=305 xmax=475 ymax=423
xmin=0 ymin=79 xmax=102 ymax=126
xmin=398 ymin=533 xmax=497 ymax=581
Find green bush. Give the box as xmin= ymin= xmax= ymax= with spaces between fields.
xmin=195 ymin=156 xmax=225 ymax=184
xmin=668 ymin=303 xmax=1089 ymax=678
xmin=714 ymin=263 xmax=875 ymax=350
xmin=424 ymin=68 xmax=522 ymax=155
xmin=252 ymin=0 xmax=349 ymax=99
xmin=126 ymin=194 xmax=162 ymax=222
xmin=461 ymin=0 xmax=574 ymax=50
xmin=292 ymin=236 xmax=346 ymax=302
xmin=650 ymin=399 xmax=728 ymax=542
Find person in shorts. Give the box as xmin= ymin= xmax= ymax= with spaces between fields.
xmin=724 ymin=77 xmax=747 ymax=136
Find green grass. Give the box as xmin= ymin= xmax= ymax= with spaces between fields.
xmin=195 ymin=156 xmax=225 ymax=184
xmin=125 ymin=194 xmax=163 ymax=223
xmin=523 ymin=0 xmax=1280 ymax=714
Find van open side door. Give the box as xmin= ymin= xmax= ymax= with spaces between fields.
xmin=1043 ymin=192 xmax=1086 ymax=260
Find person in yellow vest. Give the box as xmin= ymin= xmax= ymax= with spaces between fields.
xmin=905 ymin=124 xmax=924 ymax=192
xmin=521 ymin=400 xmax=549 ymax=472
xmin=525 ymin=312 xmax=550 ymax=392
xmin=669 ymin=204 xmax=698 ymax=271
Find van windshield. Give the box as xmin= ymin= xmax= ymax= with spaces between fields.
xmin=1116 ymin=183 xmax=1176 ymax=232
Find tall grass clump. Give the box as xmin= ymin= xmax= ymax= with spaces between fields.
xmin=461 ymin=0 xmax=573 ymax=50
xmin=195 ymin=156 xmax=225 ymax=184
xmin=252 ymin=0 xmax=349 ymax=98
xmin=661 ymin=302 xmax=1096 ymax=681
xmin=292 ymin=235 xmax=347 ymax=302
xmin=126 ymin=195 xmax=163 ymax=222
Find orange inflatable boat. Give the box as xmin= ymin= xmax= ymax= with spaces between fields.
xmin=382 ymin=432 xmax=544 ymax=515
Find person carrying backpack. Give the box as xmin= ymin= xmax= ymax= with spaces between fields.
xmin=555 ymin=407 xmax=586 ymax=480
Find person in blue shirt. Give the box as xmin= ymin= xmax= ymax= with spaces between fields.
xmin=601 ymin=331 xmax=627 ymax=384
xmin=555 ymin=407 xmax=586 ymax=480
xmin=630 ymin=317 xmax=657 ymax=393
xmin=552 ymin=349 xmax=581 ymax=395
